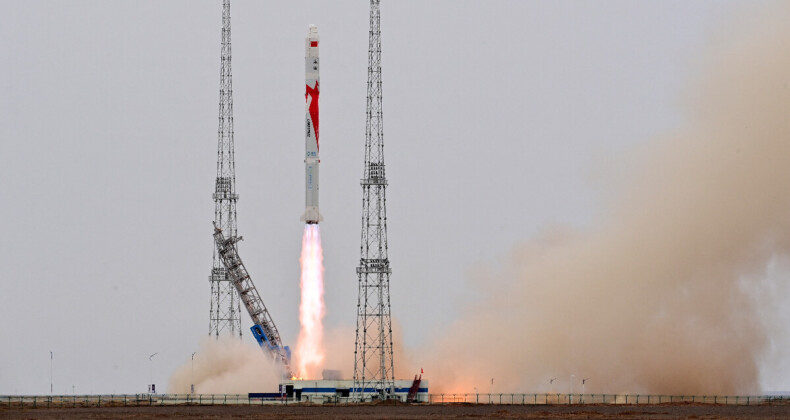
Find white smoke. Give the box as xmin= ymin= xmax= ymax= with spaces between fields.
xmin=168 ymin=337 xmax=280 ymax=394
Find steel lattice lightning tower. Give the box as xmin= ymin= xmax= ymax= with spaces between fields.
xmin=209 ymin=0 xmax=242 ymax=339
xmin=353 ymin=0 xmax=395 ymax=400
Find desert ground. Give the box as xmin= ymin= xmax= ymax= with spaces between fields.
xmin=4 ymin=402 xmax=790 ymax=419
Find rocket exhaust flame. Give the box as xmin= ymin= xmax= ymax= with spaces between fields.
xmin=296 ymin=224 xmax=325 ymax=378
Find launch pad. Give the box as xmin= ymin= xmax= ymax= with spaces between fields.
xmin=270 ymin=379 xmax=429 ymax=404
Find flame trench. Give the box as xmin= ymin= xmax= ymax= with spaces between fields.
xmin=296 ymin=224 xmax=325 ymax=378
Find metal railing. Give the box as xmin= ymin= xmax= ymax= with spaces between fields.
xmin=2 ymin=393 xmax=789 ymax=408
xmin=426 ymin=393 xmax=787 ymax=405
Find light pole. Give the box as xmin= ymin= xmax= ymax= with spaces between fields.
xmin=490 ymin=378 xmax=494 ymax=399
xmin=49 ymin=351 xmax=53 ymax=395
xmin=191 ymin=352 xmax=197 ymax=394
xmin=581 ymin=378 xmax=589 ymax=403
xmin=149 ymin=353 xmax=158 ymax=393
xmin=570 ymin=374 xmax=575 ymax=404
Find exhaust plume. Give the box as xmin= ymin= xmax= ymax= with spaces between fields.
xmin=418 ymin=3 xmax=790 ymax=395
xmin=296 ymin=224 xmax=326 ymax=378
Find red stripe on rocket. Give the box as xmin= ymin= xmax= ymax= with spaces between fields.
xmin=306 ymin=82 xmax=319 ymax=150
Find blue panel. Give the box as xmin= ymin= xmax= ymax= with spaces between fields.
xmin=248 ymin=392 xmax=283 ymax=398
xmin=394 ymin=388 xmax=429 ymax=393
xmin=251 ymin=326 xmax=292 ymax=363
xmin=301 ymin=388 xmax=338 ymax=392
xmin=297 ymin=387 xmax=429 ymax=394
xmin=250 ymin=325 xmax=269 ymax=347
xmin=349 ymin=388 xmax=384 ymax=393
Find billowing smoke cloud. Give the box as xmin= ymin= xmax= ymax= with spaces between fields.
xmin=320 ymin=325 xmax=357 ymax=379
xmin=414 ymin=4 xmax=790 ymax=395
xmin=169 ymin=327 xmax=357 ymax=394
xmin=169 ymin=338 xmax=280 ymax=394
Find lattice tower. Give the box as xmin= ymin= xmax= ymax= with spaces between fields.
xmin=209 ymin=0 xmax=242 ymax=339
xmin=353 ymin=0 xmax=396 ymax=400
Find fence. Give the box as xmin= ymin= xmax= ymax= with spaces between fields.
xmin=425 ymin=393 xmax=786 ymax=405
xmin=2 ymin=393 xmax=788 ymax=408
xmin=1 ymin=394 xmax=281 ymax=408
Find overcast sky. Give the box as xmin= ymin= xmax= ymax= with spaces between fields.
xmin=2 ymin=0 xmax=779 ymax=394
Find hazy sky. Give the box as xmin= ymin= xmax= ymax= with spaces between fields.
xmin=2 ymin=0 xmax=783 ymax=394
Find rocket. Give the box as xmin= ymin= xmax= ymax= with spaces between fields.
xmin=301 ymin=25 xmax=323 ymax=224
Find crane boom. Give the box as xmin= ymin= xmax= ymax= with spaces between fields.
xmin=212 ymin=223 xmax=294 ymax=377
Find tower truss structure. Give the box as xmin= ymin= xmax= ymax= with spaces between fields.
xmin=209 ymin=0 xmax=242 ymax=339
xmin=353 ymin=0 xmax=396 ymax=400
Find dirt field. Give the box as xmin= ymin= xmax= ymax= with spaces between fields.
xmin=3 ymin=403 xmax=790 ymax=419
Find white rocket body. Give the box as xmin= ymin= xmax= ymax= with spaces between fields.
xmin=302 ymin=25 xmax=322 ymax=224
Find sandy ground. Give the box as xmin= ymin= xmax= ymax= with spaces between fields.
xmin=3 ymin=403 xmax=790 ymax=419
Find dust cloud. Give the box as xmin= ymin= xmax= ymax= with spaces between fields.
xmin=168 ymin=337 xmax=280 ymax=394
xmin=168 ymin=326 xmax=357 ymax=394
xmin=318 ymin=325 xmax=357 ymax=380
xmin=414 ymin=4 xmax=790 ymax=395
xmin=296 ymin=325 xmax=358 ymax=380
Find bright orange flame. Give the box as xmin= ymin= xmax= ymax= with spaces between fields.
xmin=296 ymin=224 xmax=325 ymax=378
